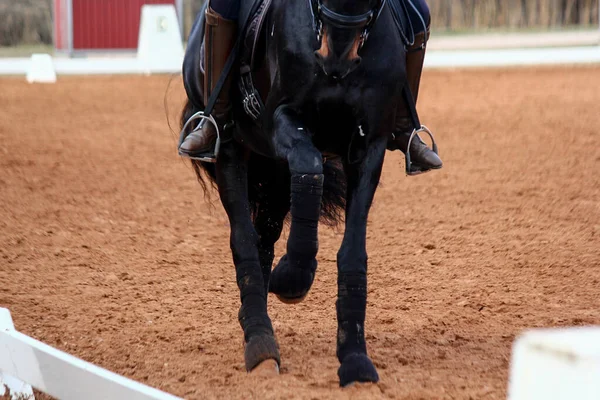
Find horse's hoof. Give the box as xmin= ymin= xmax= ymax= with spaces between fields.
xmin=338 ymin=353 xmax=379 ymax=387
xmin=269 ymin=254 xmax=316 ymax=302
xmin=244 ymin=334 xmax=281 ymax=372
xmin=275 ymin=293 xmax=308 ymax=304
xmin=250 ymin=359 xmax=280 ymax=377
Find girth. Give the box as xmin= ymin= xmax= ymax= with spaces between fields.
xmin=238 ymin=0 xmax=273 ymax=122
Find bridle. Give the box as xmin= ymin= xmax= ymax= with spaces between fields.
xmin=310 ymin=0 xmax=387 ymax=52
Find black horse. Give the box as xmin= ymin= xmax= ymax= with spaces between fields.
xmin=181 ymin=0 xmax=418 ymax=386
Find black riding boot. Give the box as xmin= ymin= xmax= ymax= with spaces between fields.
xmin=387 ymin=28 xmax=443 ymax=173
xmin=179 ymin=7 xmax=237 ymax=161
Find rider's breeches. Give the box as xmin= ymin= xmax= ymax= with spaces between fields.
xmin=407 ymin=0 xmax=431 ymax=33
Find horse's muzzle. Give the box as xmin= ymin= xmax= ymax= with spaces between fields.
xmin=314 ymin=52 xmax=361 ymax=81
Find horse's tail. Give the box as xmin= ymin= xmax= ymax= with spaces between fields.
xmin=320 ymin=158 xmax=346 ymax=226
xmin=180 ymin=99 xmax=346 ymax=226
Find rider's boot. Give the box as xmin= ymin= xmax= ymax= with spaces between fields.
xmin=178 ymin=6 xmax=237 ymax=161
xmin=387 ymin=27 xmax=443 ymax=173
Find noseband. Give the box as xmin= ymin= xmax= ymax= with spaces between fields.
xmin=310 ymin=0 xmax=387 ymax=51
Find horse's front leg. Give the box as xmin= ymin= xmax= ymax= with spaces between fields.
xmin=215 ymin=142 xmax=280 ymax=373
xmin=268 ymin=106 xmax=323 ymax=303
xmin=337 ymin=137 xmax=387 ymax=386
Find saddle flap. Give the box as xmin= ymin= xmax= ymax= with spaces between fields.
xmin=241 ymin=0 xmax=274 ymax=70
xmin=238 ymin=0 xmax=274 ymax=122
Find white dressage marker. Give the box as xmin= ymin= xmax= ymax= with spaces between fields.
xmin=508 ymin=326 xmax=600 ymax=400
xmin=25 ymin=54 xmax=57 ymax=83
xmin=137 ymin=5 xmax=184 ymax=74
xmin=0 ymin=308 xmax=182 ymax=400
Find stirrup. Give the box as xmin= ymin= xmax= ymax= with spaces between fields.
xmin=404 ymin=125 xmax=438 ymax=176
xmin=178 ymin=111 xmax=221 ymax=163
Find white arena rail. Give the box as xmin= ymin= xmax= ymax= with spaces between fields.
xmin=2 ymin=311 xmax=599 ymax=398
xmin=0 ymin=308 xmax=182 ymax=400
xmin=508 ymin=326 xmax=600 ymax=400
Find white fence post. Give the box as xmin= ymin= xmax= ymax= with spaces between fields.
xmin=0 ymin=308 xmax=182 ymax=400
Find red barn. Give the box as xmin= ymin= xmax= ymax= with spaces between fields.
xmin=54 ymin=0 xmax=183 ymax=53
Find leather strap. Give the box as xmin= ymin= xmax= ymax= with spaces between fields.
xmin=202 ymin=41 xmax=239 ymax=119
xmin=388 ymin=0 xmax=415 ymax=47
xmin=402 ymin=84 xmax=420 ymax=131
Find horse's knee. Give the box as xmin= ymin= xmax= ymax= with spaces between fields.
xmin=287 ymin=143 xmax=323 ymax=175
xmin=273 ymin=106 xmax=323 ymax=175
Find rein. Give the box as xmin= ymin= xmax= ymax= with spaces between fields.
xmin=310 ymin=0 xmax=387 ymax=51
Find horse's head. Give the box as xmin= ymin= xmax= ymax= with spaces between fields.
xmin=313 ymin=0 xmax=383 ymax=81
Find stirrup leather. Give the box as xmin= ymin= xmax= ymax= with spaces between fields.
xmin=178 ymin=111 xmax=221 ymax=163
xmin=403 ymin=125 xmax=438 ymax=176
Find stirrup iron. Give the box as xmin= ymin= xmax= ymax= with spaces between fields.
xmin=404 ymin=125 xmax=438 ymax=176
xmin=178 ymin=111 xmax=221 ymax=163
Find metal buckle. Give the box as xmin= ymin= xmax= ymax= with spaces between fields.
xmin=316 ymin=20 xmax=323 ymax=42
xmin=358 ymin=28 xmax=369 ymax=50
xmin=178 ymin=111 xmax=221 ymax=163
xmin=404 ymin=125 xmax=439 ymax=176
xmin=240 ymin=73 xmax=263 ymax=121
xmin=243 ymin=91 xmax=262 ymax=121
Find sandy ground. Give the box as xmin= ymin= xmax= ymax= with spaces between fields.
xmin=1 ymin=67 xmax=599 ymax=400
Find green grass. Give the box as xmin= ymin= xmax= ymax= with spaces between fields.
xmin=0 ymin=44 xmax=53 ymax=58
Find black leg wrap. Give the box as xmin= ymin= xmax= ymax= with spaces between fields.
xmin=269 ymin=174 xmax=323 ymax=301
xmin=236 ymin=260 xmax=273 ymax=339
xmin=238 ymin=294 xmax=272 ymax=339
xmin=336 ymin=272 xmax=379 ymax=386
xmin=336 ymin=272 xmax=367 ymax=360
